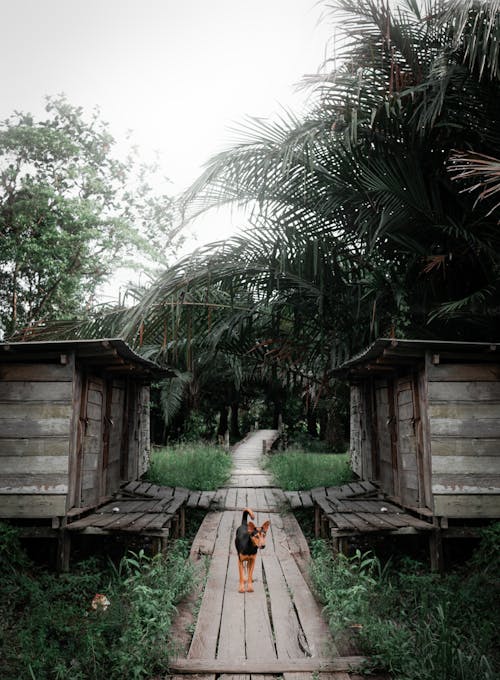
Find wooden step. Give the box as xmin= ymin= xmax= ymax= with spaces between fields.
xmin=169 ymin=656 xmax=366 ymax=674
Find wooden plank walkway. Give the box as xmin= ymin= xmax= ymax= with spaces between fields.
xmin=169 ymin=430 xmax=365 ymax=680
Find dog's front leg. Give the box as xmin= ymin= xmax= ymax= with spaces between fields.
xmin=247 ymin=555 xmax=256 ymax=592
xmin=237 ymin=555 xmax=246 ymax=593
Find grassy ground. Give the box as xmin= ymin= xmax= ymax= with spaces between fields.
xmin=147 ymin=443 xmax=232 ymax=490
xmin=264 ymin=451 xmax=353 ymax=490
xmin=0 ymin=523 xmax=194 ymax=680
xmin=310 ymin=525 xmax=500 ymax=680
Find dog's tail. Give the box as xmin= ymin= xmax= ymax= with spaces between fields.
xmin=241 ymin=508 xmax=255 ymax=524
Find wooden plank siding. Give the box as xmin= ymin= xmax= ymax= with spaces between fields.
xmin=426 ymin=359 xmax=500 ymax=518
xmin=0 ymin=361 xmax=73 ymax=518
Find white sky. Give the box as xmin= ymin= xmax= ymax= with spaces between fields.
xmin=0 ymin=0 xmax=334 ymax=296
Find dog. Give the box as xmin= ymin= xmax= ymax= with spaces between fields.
xmin=234 ymin=508 xmax=270 ymax=593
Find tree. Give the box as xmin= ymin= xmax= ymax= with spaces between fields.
xmin=0 ymin=96 xmax=182 ymax=338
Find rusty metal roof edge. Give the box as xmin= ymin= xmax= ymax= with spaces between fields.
xmin=0 ymin=338 xmax=171 ymax=377
xmin=334 ymin=337 xmax=500 ymax=375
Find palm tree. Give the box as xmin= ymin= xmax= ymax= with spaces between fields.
xmin=22 ymin=0 xmax=500 ymax=441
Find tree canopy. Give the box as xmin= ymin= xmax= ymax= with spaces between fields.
xmin=0 ymin=96 xmax=182 ymax=338
xmin=22 ymin=1 xmax=500 ymax=441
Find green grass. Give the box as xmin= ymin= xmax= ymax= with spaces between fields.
xmin=0 ymin=523 xmax=194 ymax=680
xmin=147 ymin=443 xmax=232 ymax=490
xmin=310 ymin=527 xmax=500 ymax=680
xmin=264 ymin=451 xmax=353 ymax=490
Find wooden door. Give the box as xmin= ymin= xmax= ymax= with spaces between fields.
xmin=374 ymin=379 xmax=397 ymax=497
xmin=396 ymin=376 xmax=420 ymax=507
xmin=77 ymin=376 xmax=105 ymax=507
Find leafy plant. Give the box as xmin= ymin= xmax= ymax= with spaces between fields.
xmin=310 ymin=534 xmax=500 ymax=679
xmin=264 ymin=451 xmax=352 ymax=490
xmin=147 ymin=443 xmax=232 ymax=490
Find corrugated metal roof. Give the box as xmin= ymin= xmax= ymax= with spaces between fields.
xmin=334 ymin=338 xmax=500 ymax=376
xmin=0 ymin=338 xmax=170 ymax=378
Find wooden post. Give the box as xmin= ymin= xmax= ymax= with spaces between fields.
xmin=429 ymin=526 xmax=444 ymax=572
xmin=314 ymin=505 xmax=321 ymax=538
xmin=57 ymin=524 xmax=71 ymax=572
xmin=179 ymin=506 xmax=186 ymax=538
xmin=262 ymin=439 xmax=267 ymax=455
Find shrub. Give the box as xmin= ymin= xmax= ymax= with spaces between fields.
xmin=147 ymin=443 xmax=232 ymax=490
xmin=310 ymin=535 xmax=499 ymax=679
xmin=265 ymin=452 xmax=352 ymax=490
xmin=0 ymin=530 xmax=194 ymax=680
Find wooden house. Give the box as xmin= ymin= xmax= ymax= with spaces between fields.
xmin=335 ymin=338 xmax=500 ymax=524
xmin=0 ymin=339 xmax=166 ymax=524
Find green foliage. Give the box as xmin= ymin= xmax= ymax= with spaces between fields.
xmin=310 ymin=531 xmax=500 ymax=679
xmin=147 ymin=443 xmax=232 ymax=490
xmin=265 ymin=451 xmax=352 ymax=490
xmin=0 ymin=531 xmax=194 ymax=680
xmin=0 ymin=95 xmax=181 ymax=337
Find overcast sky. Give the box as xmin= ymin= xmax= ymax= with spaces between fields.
xmin=1 ymin=0 xmax=334 ymax=294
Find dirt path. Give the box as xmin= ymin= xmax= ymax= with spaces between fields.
xmin=169 ymin=430 xmax=364 ymax=680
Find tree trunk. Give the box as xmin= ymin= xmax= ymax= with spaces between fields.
xmin=217 ymin=406 xmax=229 ymax=437
xmin=230 ymin=401 xmax=240 ymax=439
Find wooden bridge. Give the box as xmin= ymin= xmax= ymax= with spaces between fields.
xmin=169 ymin=430 xmax=365 ymax=680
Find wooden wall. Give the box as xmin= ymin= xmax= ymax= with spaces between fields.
xmin=427 ymin=358 xmax=500 ymax=518
xmin=0 ymin=361 xmax=73 ymax=518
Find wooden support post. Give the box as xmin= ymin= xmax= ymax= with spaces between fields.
xmin=262 ymin=439 xmax=267 ymax=455
xmin=314 ymin=505 xmax=321 ymax=538
xmin=179 ymin=506 xmax=186 ymax=538
xmin=57 ymin=526 xmax=71 ymax=572
xmin=429 ymin=528 xmax=444 ymax=573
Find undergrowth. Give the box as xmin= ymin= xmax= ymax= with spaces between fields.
xmin=264 ymin=451 xmax=352 ymax=490
xmin=147 ymin=443 xmax=232 ymax=490
xmin=310 ymin=525 xmax=500 ymax=680
xmin=0 ymin=524 xmax=194 ymax=680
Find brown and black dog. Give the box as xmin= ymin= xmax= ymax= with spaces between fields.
xmin=234 ymin=508 xmax=270 ymax=593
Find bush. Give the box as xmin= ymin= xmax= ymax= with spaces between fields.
xmin=310 ymin=533 xmax=500 ymax=679
xmin=147 ymin=443 xmax=232 ymax=490
xmin=264 ymin=451 xmax=352 ymax=490
xmin=0 ymin=527 xmax=194 ymax=680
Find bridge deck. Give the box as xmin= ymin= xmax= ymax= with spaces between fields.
xmin=169 ymin=430 xmax=365 ymax=680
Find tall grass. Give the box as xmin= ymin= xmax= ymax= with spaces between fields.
xmin=264 ymin=451 xmax=353 ymax=490
xmin=147 ymin=443 xmax=232 ymax=490
xmin=310 ymin=532 xmax=500 ymax=680
xmin=0 ymin=524 xmax=194 ymax=680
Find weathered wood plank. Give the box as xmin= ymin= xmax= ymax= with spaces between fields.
xmin=0 ymin=418 xmax=70 ymax=438
xmin=433 ymin=494 xmax=500 ymax=518
xmin=190 ymin=512 xmax=223 ymax=560
xmin=432 ymin=475 xmax=500 ymax=494
xmin=169 ymin=657 xmax=366 ymax=674
xmin=432 ymin=456 xmax=500 ymax=475
xmin=428 ymin=403 xmax=500 ymax=419
xmin=0 ymin=494 xmax=66 ymax=517
xmin=0 ymin=381 xmax=72 ymax=401
xmin=431 ymin=437 xmax=500 ymax=456
xmin=0 ymin=438 xmax=69 ymax=456
xmin=0 ymin=403 xmax=72 ymax=419
xmin=427 ymin=363 xmax=500 ymax=382
xmin=244 ymin=555 xmax=276 ymax=661
xmin=0 ymin=474 xmax=68 ymax=494
xmin=188 ymin=511 xmax=235 ymax=659
xmin=0 ymin=364 xmax=72 ymax=381
xmin=0 ymin=455 xmax=69 ymax=475
xmin=216 ymin=552 xmax=245 ymax=660
xmin=430 ymin=418 xmax=500 ymax=438
xmin=262 ymin=553 xmax=305 ymax=659
xmin=428 ymin=381 xmax=500 ymax=401
xmin=273 ymin=519 xmax=335 ymax=657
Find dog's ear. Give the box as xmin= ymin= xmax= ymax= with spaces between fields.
xmin=247 ymin=521 xmax=256 ymax=532
xmin=261 ymin=520 xmax=270 ymax=532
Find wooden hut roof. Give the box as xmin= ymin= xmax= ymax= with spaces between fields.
xmin=0 ymin=338 xmax=170 ymax=379
xmin=334 ymin=338 xmax=500 ymax=378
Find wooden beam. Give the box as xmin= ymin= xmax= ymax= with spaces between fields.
xmin=168 ymin=657 xmax=367 ymax=674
